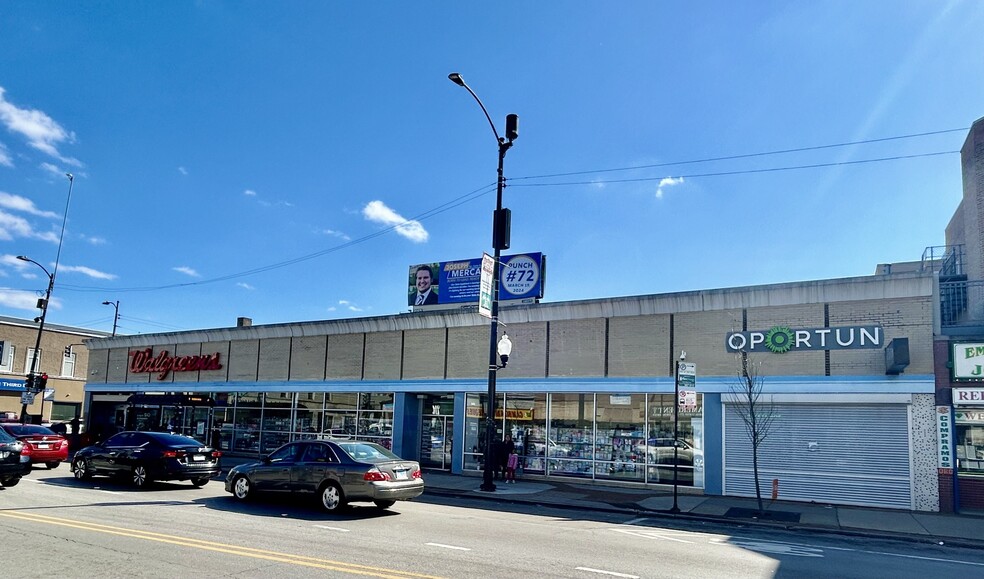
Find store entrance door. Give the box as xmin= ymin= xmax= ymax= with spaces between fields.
xmin=420 ymin=415 xmax=453 ymax=470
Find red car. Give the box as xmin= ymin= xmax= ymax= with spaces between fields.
xmin=0 ymin=424 xmax=69 ymax=469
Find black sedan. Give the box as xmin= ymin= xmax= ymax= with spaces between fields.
xmin=225 ymin=439 xmax=423 ymax=512
xmin=0 ymin=428 xmax=30 ymax=487
xmin=72 ymin=431 xmax=221 ymax=488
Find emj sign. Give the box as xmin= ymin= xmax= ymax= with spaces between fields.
xmin=725 ymin=325 xmax=883 ymax=354
xmin=952 ymin=343 xmax=984 ymax=380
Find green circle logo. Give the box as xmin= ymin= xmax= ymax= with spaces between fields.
xmin=764 ymin=326 xmax=795 ymax=353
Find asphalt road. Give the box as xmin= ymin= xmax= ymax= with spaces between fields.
xmin=1 ymin=467 xmax=983 ymax=579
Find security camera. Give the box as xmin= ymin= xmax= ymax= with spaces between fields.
xmin=680 ymin=351 xmax=687 ymax=361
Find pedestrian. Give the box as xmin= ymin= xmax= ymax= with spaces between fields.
xmin=499 ymin=433 xmax=515 ymax=480
xmin=505 ymin=449 xmax=519 ymax=483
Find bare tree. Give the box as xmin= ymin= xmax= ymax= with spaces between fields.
xmin=729 ymin=350 xmax=779 ymax=513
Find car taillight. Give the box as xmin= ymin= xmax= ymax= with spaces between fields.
xmin=162 ymin=450 xmax=187 ymax=459
xmin=211 ymin=451 xmax=222 ymax=458
xmin=58 ymin=440 xmax=68 ymax=450
xmin=412 ymin=469 xmax=422 ymax=480
xmin=363 ymin=468 xmax=391 ymax=482
xmin=20 ymin=445 xmax=31 ymax=456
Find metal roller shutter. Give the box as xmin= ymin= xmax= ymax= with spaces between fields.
xmin=723 ymin=404 xmax=912 ymax=509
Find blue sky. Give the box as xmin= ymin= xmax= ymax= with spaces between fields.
xmin=0 ymin=2 xmax=982 ymax=335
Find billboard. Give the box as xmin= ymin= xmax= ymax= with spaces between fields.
xmin=408 ymin=252 xmax=545 ymax=307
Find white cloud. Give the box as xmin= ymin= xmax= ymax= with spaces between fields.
xmin=0 ymin=191 xmax=60 ymax=218
xmin=243 ymin=189 xmax=257 ymax=196
xmin=655 ymin=176 xmax=684 ymax=199
xmin=56 ymin=264 xmax=117 ymax=280
xmin=178 ymin=166 xmax=188 ymax=175
xmin=320 ymin=228 xmax=351 ymax=241
xmin=0 ymin=87 xmax=80 ymax=166
xmin=236 ymin=282 xmax=255 ymax=290
xmin=173 ymin=266 xmax=200 ymax=277
xmin=79 ymin=234 xmax=107 ymax=245
xmin=0 ymin=209 xmax=58 ymax=242
xmin=0 ymin=142 xmax=11 ymax=167
xmin=0 ymin=288 xmax=60 ymax=311
xmin=338 ymin=299 xmax=363 ymax=312
xmin=362 ymin=200 xmax=428 ymax=243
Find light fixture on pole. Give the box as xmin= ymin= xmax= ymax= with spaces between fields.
xmin=102 ymin=300 xmax=120 ymax=336
xmin=449 ymin=72 xmax=519 ymax=493
xmin=670 ymin=350 xmax=687 ymax=513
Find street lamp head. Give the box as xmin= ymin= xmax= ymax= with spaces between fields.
xmin=102 ymin=301 xmax=111 ymax=305
xmin=16 ymin=255 xmax=28 ymax=262
xmin=66 ymin=173 xmax=73 ymax=181
xmin=448 ymin=72 xmax=465 ymax=87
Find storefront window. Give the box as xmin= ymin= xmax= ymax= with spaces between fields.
xmin=955 ymin=413 xmax=984 ymax=475
xmin=595 ymin=394 xmax=646 ymax=482
xmin=548 ymin=393 xmax=595 ymax=478
xmin=325 ymin=392 xmax=358 ymax=410
xmin=463 ymin=394 xmax=490 ymax=471
xmin=294 ymin=392 xmax=324 ymax=438
xmin=506 ymin=394 xmax=546 ymax=475
xmin=646 ymin=393 xmax=703 ymax=487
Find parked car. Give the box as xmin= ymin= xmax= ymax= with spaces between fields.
xmin=225 ymin=439 xmax=423 ymax=512
xmin=0 ymin=428 xmax=30 ymax=487
xmin=0 ymin=424 xmax=69 ymax=469
xmin=637 ymin=438 xmax=699 ymax=466
xmin=71 ymin=431 xmax=222 ymax=488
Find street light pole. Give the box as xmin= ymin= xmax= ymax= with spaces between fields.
xmin=670 ymin=350 xmax=686 ymax=513
xmin=18 ymin=256 xmax=54 ymax=424
xmin=102 ymin=300 xmax=120 ymax=336
xmin=449 ymin=72 xmax=519 ymax=493
xmin=17 ymin=172 xmax=73 ymax=425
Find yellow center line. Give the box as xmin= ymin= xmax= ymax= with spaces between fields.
xmin=0 ymin=511 xmax=444 ymax=579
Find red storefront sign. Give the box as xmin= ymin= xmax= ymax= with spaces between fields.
xmin=128 ymin=348 xmax=223 ymax=380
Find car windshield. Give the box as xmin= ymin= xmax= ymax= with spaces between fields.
xmin=3 ymin=424 xmax=56 ymax=436
xmin=144 ymin=432 xmax=207 ymax=447
xmin=336 ymin=442 xmax=398 ymax=462
xmin=0 ymin=428 xmax=15 ymax=442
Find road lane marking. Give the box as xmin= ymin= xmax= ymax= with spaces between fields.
xmin=623 ymin=517 xmax=649 ymax=525
xmin=0 ymin=511 xmax=442 ymax=578
xmin=612 ymin=528 xmax=693 ymax=543
xmin=315 ymin=525 xmax=351 ymax=532
xmin=425 ymin=543 xmax=471 ymax=551
xmin=575 ymin=567 xmax=639 ymax=578
xmin=711 ymin=538 xmax=823 ymax=557
xmin=821 ymin=545 xmax=984 ymax=567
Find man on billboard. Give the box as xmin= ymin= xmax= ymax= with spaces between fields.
xmin=410 ymin=264 xmax=439 ymax=306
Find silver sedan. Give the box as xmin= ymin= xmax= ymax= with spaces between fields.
xmin=224 ymin=439 xmax=424 ymax=512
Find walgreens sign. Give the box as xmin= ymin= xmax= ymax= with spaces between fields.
xmin=129 ymin=348 xmax=223 ymax=380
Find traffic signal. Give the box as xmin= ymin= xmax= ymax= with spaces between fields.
xmin=37 ymin=373 xmax=48 ymax=390
xmin=25 ymin=374 xmax=34 ymax=391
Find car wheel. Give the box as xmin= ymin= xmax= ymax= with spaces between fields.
xmin=73 ymin=457 xmax=93 ymax=480
xmin=191 ymin=477 xmax=210 ymax=487
xmin=1 ymin=477 xmax=20 ymax=487
xmin=232 ymin=475 xmax=252 ymax=500
xmin=373 ymin=500 xmax=395 ymax=510
xmin=318 ymin=482 xmax=345 ymax=512
xmin=45 ymin=461 xmax=61 ymax=469
xmin=131 ymin=465 xmax=151 ymax=488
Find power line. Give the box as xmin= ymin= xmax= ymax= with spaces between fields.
xmin=53 ymin=127 xmax=966 ymax=296
xmin=512 ymin=127 xmax=968 ymax=182
xmin=511 ymin=150 xmax=958 ymax=188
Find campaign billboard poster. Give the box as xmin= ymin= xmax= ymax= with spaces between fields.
xmin=408 ymin=253 xmax=545 ymax=307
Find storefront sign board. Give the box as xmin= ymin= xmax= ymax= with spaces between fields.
xmin=937 ymin=406 xmax=954 ymax=473
xmin=953 ymin=387 xmax=984 ymax=405
xmin=951 ymin=343 xmax=984 ymax=380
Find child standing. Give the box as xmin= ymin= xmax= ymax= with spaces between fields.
xmin=505 ymin=450 xmax=519 ymax=483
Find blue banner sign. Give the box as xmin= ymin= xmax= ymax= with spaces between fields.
xmin=0 ymin=379 xmax=26 ymax=392
xmin=408 ymin=253 xmax=545 ymax=306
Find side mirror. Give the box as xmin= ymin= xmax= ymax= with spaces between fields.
xmin=261 ymin=455 xmax=272 ymax=464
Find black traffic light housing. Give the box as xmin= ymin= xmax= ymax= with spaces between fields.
xmin=25 ymin=374 xmax=35 ymax=392
xmin=37 ymin=373 xmax=48 ymax=391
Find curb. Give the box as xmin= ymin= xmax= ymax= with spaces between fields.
xmin=422 ymin=487 xmax=984 ymax=551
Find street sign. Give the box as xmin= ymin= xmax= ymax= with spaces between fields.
xmin=20 ymin=391 xmax=36 ymax=406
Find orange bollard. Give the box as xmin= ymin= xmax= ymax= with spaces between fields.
xmin=772 ymin=478 xmax=779 ymax=501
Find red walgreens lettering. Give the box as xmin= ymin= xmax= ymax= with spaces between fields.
xmin=128 ymin=348 xmax=223 ymax=380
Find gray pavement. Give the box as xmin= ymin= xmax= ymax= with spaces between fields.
xmin=416 ymin=470 xmax=984 ymax=548
xmin=215 ymin=455 xmax=984 ymax=549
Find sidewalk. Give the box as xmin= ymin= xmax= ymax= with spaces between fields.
xmin=417 ymin=470 xmax=984 ymax=549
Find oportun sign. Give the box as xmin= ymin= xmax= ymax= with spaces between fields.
xmin=725 ymin=326 xmax=883 ymax=354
